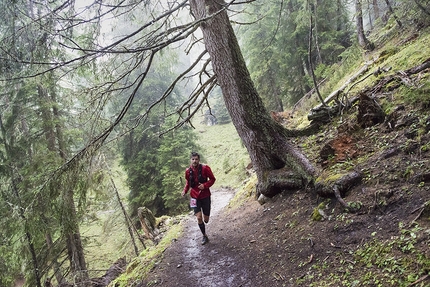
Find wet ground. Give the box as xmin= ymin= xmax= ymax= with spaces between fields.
xmin=137 ymin=107 xmax=430 ymax=287
xmin=140 ymin=187 xmax=255 ymax=287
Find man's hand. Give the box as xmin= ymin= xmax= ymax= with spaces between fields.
xmin=181 ymin=190 xmax=186 ymax=197
xmin=198 ymin=184 xmax=204 ymax=190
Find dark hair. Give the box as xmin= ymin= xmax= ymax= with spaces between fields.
xmin=190 ymin=152 xmax=200 ymax=159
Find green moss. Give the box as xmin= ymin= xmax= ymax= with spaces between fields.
xmin=316 ymin=173 xmax=344 ymax=185
xmin=378 ymin=46 xmax=400 ymax=63
xmin=110 ymin=223 xmax=183 ymax=287
xmin=311 ymin=208 xmax=323 ymax=221
xmin=228 ymin=175 xmax=258 ymax=208
xmin=311 ymin=200 xmax=330 ymax=221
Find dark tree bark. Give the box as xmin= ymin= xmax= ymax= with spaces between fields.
xmin=308 ymin=2 xmax=325 ymax=107
xmin=91 ymin=257 xmax=126 ymax=287
xmin=384 ymin=0 xmax=403 ymax=28
xmin=63 ymin=189 xmax=89 ymax=286
xmin=38 ymin=82 xmax=67 ymax=286
xmin=373 ymin=0 xmax=380 ymax=21
xmin=355 ymin=0 xmax=374 ymax=50
xmin=189 ymin=0 xmax=316 ymax=197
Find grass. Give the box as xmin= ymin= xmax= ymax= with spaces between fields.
xmin=193 ymin=119 xmax=250 ymax=189
xmin=291 ymin=25 xmax=430 ymax=129
xmin=111 ymin=221 xmax=184 ymax=287
xmin=81 ymin=159 xmax=136 ymax=277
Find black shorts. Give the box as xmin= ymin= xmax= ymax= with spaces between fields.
xmin=193 ymin=196 xmax=211 ymax=216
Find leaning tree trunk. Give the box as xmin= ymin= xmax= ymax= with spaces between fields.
xmin=189 ymin=0 xmax=316 ymax=197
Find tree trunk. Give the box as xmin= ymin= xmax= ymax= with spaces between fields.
xmin=311 ymin=0 xmax=322 ymax=64
xmin=38 ymin=81 xmax=68 ymax=285
xmin=414 ymin=0 xmax=430 ymax=16
xmin=47 ymin=77 xmax=89 ymax=285
xmin=63 ymin=188 xmax=89 ymax=286
xmin=189 ymin=0 xmax=316 ymax=197
xmin=45 ymin=233 xmax=65 ymax=285
xmin=368 ymin=0 xmax=373 ymax=30
xmin=106 ymin=159 xmax=144 ymax=253
xmin=308 ymin=2 xmax=325 ymax=107
xmin=373 ymin=0 xmax=380 ymax=21
xmin=384 ymin=0 xmax=402 ymax=28
xmin=355 ymin=0 xmax=374 ymax=50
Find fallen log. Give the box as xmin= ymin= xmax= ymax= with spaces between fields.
xmin=91 ymin=257 xmax=127 ymax=287
xmin=403 ymin=57 xmax=430 ymax=74
xmin=311 ymin=62 xmax=372 ymax=112
xmin=307 ymin=95 xmax=360 ymax=123
xmin=308 ymin=58 xmax=430 ymax=125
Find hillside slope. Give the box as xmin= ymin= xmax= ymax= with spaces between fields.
xmin=111 ymin=26 xmax=430 ymax=287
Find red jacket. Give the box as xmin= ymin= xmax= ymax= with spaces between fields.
xmin=183 ymin=164 xmax=216 ymax=199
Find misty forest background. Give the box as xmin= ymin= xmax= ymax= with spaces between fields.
xmin=1 ymin=0 xmax=429 ymax=286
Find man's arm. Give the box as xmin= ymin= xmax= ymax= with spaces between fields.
xmin=182 ymin=168 xmax=190 ymax=196
xmin=202 ymin=165 xmax=216 ymax=189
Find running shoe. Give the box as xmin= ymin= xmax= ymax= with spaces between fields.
xmin=201 ymin=235 xmax=209 ymax=245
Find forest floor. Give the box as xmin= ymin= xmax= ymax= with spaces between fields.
xmin=136 ymin=94 xmax=430 ymax=286
xmin=115 ymin=28 xmax=430 ymax=287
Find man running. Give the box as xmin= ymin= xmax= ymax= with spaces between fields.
xmin=182 ymin=152 xmax=216 ymax=245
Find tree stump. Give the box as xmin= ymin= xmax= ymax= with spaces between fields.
xmin=138 ymin=207 xmax=157 ymax=241
xmin=357 ymin=93 xmax=385 ymax=128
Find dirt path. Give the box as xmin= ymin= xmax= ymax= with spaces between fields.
xmin=140 ymin=188 xmax=256 ymax=287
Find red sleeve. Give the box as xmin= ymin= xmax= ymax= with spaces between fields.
xmin=183 ymin=168 xmax=190 ymax=194
xmin=202 ymin=165 xmax=216 ymax=189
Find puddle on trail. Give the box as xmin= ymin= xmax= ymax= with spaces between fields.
xmin=179 ymin=189 xmax=252 ymax=287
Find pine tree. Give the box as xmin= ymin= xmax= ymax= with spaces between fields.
xmin=159 ymin=118 xmax=200 ymax=215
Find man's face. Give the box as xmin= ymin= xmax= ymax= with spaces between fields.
xmin=190 ymin=155 xmax=200 ymax=167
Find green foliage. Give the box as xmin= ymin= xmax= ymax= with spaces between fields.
xmin=352 ymin=223 xmax=430 ymax=286
xmin=122 ymin=126 xmax=165 ymax=217
xmin=122 ymin=115 xmax=200 ymax=217
xmin=159 ymin=118 xmax=200 ymax=215
xmin=239 ymin=0 xmax=353 ymax=110
xmin=0 ymin=195 xmax=22 ymax=286
xmin=118 ymin=50 xmax=201 ymax=217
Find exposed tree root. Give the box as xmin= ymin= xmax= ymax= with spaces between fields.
xmin=257 ymin=167 xmax=309 ymax=198
xmin=315 ymin=171 xmax=363 ymax=212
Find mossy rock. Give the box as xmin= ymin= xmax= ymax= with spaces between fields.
xmin=311 ymin=200 xmax=330 ymax=221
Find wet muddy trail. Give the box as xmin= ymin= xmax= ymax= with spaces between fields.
xmin=140 ymin=188 xmax=256 ymax=287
